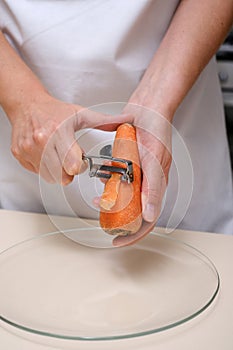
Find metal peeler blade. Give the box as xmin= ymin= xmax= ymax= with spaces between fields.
xmin=83 ymin=154 xmax=134 ymax=183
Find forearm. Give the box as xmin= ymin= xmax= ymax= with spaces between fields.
xmin=131 ymin=0 xmax=233 ymax=121
xmin=0 ymin=31 xmax=48 ymax=120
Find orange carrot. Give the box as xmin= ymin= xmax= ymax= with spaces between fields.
xmin=99 ymin=123 xmax=142 ymax=236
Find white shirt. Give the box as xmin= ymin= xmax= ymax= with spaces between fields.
xmin=0 ymin=0 xmax=232 ymax=234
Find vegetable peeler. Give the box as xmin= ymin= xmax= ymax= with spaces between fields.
xmin=83 ymin=154 xmax=134 ymax=183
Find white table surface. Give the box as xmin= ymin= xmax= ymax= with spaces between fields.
xmin=0 ymin=209 xmax=233 ymax=350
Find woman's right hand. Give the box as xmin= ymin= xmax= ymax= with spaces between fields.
xmin=8 ymin=92 xmax=128 ymax=185
xmin=0 ymin=33 xmax=130 ymax=185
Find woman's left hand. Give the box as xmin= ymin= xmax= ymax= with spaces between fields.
xmin=121 ymin=102 xmax=172 ymax=225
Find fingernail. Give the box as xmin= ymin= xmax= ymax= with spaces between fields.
xmin=92 ymin=197 xmax=101 ymax=208
xmin=144 ymin=203 xmax=156 ymax=222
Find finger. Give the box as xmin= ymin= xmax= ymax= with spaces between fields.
xmin=62 ymin=141 xmax=87 ymax=176
xmin=11 ymin=134 xmax=42 ymax=170
xmin=17 ymin=158 xmax=37 ymax=173
xmin=41 ymin=141 xmax=74 ymax=185
xmin=11 ymin=136 xmax=42 ymax=174
xmin=53 ymin=127 xmax=87 ymax=176
xmin=92 ymin=196 xmax=101 ymax=208
xmin=39 ymin=162 xmax=57 ymax=183
xmin=141 ymin=152 xmax=167 ymax=223
xmin=75 ymin=108 xmax=134 ymax=131
xmin=40 ymin=160 xmax=74 ymax=185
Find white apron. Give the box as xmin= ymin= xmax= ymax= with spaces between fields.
xmin=0 ymin=0 xmax=233 ymax=234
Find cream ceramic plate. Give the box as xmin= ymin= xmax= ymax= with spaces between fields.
xmin=0 ymin=229 xmax=219 ymax=341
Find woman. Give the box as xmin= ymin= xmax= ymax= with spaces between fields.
xmin=0 ymin=0 xmax=233 ymax=234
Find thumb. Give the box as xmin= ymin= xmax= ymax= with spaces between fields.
xmin=141 ymin=154 xmax=167 ymax=223
xmin=74 ymin=107 xmax=134 ymax=132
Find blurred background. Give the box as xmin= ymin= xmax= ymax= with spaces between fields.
xmin=217 ymin=27 xmax=233 ymax=173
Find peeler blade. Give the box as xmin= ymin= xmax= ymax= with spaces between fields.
xmin=83 ymin=154 xmax=134 ymax=183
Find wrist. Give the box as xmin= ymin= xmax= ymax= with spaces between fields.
xmin=129 ymin=100 xmax=175 ymax=123
xmin=128 ymin=69 xmax=179 ymax=123
xmin=0 ymin=31 xmax=50 ymax=122
xmin=3 ymin=82 xmax=50 ymax=124
xmin=128 ymin=86 xmax=175 ymax=123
